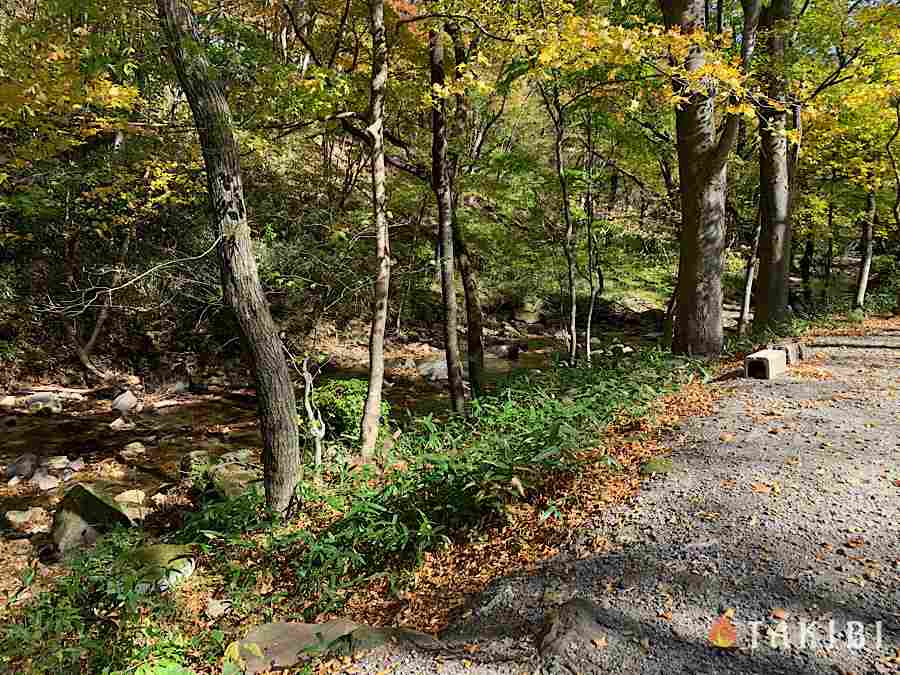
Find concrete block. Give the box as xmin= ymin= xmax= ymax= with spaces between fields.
xmin=769 ymin=341 xmax=803 ymax=365
xmin=745 ymin=349 xmax=787 ymax=380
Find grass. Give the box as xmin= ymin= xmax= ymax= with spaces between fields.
xmin=0 ymin=347 xmax=700 ymax=675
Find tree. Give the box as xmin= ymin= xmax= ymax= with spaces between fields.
xmin=754 ymin=0 xmax=793 ymax=329
xmin=659 ymin=0 xmax=758 ymax=355
xmin=156 ymin=0 xmax=301 ymax=513
xmin=430 ymin=28 xmax=466 ymax=414
xmin=360 ymin=0 xmax=391 ymax=456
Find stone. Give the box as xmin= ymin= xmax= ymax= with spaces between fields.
xmin=30 ymin=395 xmax=62 ymax=414
xmin=32 ymin=470 xmax=61 ymax=491
xmin=115 ymin=489 xmax=146 ymax=505
xmin=205 ymin=597 xmax=231 ymax=619
xmin=209 ymin=463 xmax=263 ymax=499
xmin=4 ymin=453 xmax=38 ymax=480
xmin=128 ymin=544 xmax=196 ymax=593
xmin=0 ymin=395 xmax=17 ymax=408
xmin=180 ymin=449 xmax=212 ymax=478
xmin=120 ymin=442 xmax=146 ymax=461
xmin=51 ymin=484 xmax=132 ymax=554
xmin=770 ymin=341 xmax=803 ymax=365
xmin=514 ymin=297 xmax=544 ymax=324
xmin=109 ymin=417 xmax=135 ymax=431
xmin=237 ymin=621 xmax=437 ymax=674
xmin=417 ymin=358 xmax=448 ymax=381
xmin=112 ymin=389 xmax=139 ymax=415
xmin=45 ymin=455 xmax=70 ymax=471
xmin=745 ymin=348 xmax=788 ymax=379
xmin=5 ymin=507 xmax=49 ymax=533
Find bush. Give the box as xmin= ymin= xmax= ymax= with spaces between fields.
xmin=313 ymin=378 xmax=390 ymax=441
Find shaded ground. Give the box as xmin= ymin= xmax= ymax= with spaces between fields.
xmin=346 ymin=324 xmax=900 ymax=674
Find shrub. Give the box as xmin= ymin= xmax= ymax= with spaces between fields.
xmin=313 ymin=378 xmax=390 ymax=441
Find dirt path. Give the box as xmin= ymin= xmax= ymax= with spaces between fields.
xmin=350 ymin=329 xmax=900 ymax=674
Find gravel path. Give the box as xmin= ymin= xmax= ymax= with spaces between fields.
xmin=349 ymin=334 xmax=900 ymax=675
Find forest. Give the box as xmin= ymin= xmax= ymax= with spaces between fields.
xmin=1 ymin=0 xmax=900 ymax=673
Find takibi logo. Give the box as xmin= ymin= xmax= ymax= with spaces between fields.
xmin=708 ymin=608 xmax=888 ymax=652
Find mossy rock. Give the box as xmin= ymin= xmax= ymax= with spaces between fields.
xmin=639 ymin=457 xmax=674 ymax=476
xmin=127 ymin=543 xmax=196 ymax=593
xmin=52 ymin=484 xmax=133 ymax=554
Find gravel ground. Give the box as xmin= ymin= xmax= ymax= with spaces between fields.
xmin=348 ymin=334 xmax=900 ymax=675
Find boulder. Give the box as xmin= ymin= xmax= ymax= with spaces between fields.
xmin=115 ymin=489 xmax=147 ymax=505
xmin=128 ymin=544 xmax=196 ymax=593
xmin=51 ymin=484 xmax=133 ymax=554
xmin=209 ymin=462 xmax=263 ymax=499
xmin=109 ymin=417 xmax=135 ymax=431
xmin=4 ymin=453 xmax=38 ymax=480
xmin=112 ymin=389 xmax=139 ymax=415
xmin=5 ymin=507 xmax=50 ymax=534
xmin=237 ymin=621 xmax=438 ymax=674
xmin=417 ymin=358 xmax=448 ymax=381
xmin=31 ymin=469 xmax=61 ymax=491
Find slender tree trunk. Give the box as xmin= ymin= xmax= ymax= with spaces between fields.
xmin=360 ymin=0 xmax=390 ymax=455
xmin=447 ymin=22 xmax=485 ymax=399
xmin=738 ymin=208 xmax=762 ymax=336
xmin=430 ymin=29 xmax=465 ymax=414
xmin=660 ymin=0 xmax=757 ymax=355
xmin=157 ymin=0 xmax=301 ymax=513
xmin=887 ymin=98 xmax=900 ymax=232
xmin=584 ymin=121 xmax=597 ymax=363
xmin=754 ymin=0 xmax=793 ymax=329
xmin=854 ymin=192 xmax=876 ymax=309
xmin=800 ymin=234 xmax=814 ymax=305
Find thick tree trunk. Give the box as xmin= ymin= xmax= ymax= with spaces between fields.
xmin=430 ymin=29 xmax=465 ymax=414
xmin=854 ymin=192 xmax=876 ymax=310
xmin=661 ymin=0 xmax=754 ymax=355
xmin=157 ymin=0 xmax=301 ymax=513
xmin=737 ymin=208 xmax=762 ymax=336
xmin=360 ymin=0 xmax=391 ymax=455
xmin=754 ymin=0 xmax=793 ymax=329
xmin=800 ymin=235 xmax=814 ymax=305
xmin=447 ymin=22 xmax=485 ymax=399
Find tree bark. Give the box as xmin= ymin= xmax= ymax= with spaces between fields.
xmin=854 ymin=192 xmax=876 ymax=309
xmin=754 ymin=0 xmax=793 ymax=329
xmin=800 ymin=234 xmax=813 ymax=305
xmin=430 ymin=29 xmax=465 ymax=414
xmin=360 ymin=0 xmax=391 ymax=455
xmin=660 ymin=0 xmax=755 ymax=355
xmin=157 ymin=0 xmax=301 ymax=513
xmin=737 ymin=207 xmax=762 ymax=336
xmin=447 ymin=22 xmax=485 ymax=399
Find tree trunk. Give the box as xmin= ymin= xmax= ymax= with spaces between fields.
xmin=737 ymin=208 xmax=762 ymax=336
xmin=360 ymin=0 xmax=391 ymax=455
xmin=430 ymin=29 xmax=465 ymax=414
xmin=854 ymin=192 xmax=876 ymax=310
xmin=754 ymin=0 xmax=793 ymax=329
xmin=447 ymin=22 xmax=485 ymax=398
xmin=157 ymin=0 xmax=301 ymax=513
xmin=661 ymin=0 xmax=755 ymax=355
xmin=800 ymin=235 xmax=813 ymax=305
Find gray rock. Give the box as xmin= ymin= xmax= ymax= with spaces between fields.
xmin=417 ymin=358 xmax=449 ymax=381
xmin=45 ymin=455 xmax=70 ymax=471
xmin=237 ymin=621 xmax=437 ymax=674
xmin=4 ymin=453 xmax=38 ymax=480
xmin=112 ymin=389 xmax=139 ymax=415
xmin=209 ymin=462 xmax=263 ymax=499
xmin=128 ymin=544 xmax=196 ymax=593
xmin=5 ymin=507 xmax=49 ymax=533
xmin=109 ymin=417 xmax=135 ymax=431
xmin=32 ymin=470 xmax=61 ymax=491
xmin=30 ymin=396 xmax=62 ymax=414
xmin=52 ymin=484 xmax=132 ymax=554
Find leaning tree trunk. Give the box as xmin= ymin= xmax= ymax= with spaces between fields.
xmin=854 ymin=192 xmax=876 ymax=310
xmin=662 ymin=0 xmax=758 ymax=355
xmin=359 ymin=0 xmax=391 ymax=456
xmin=156 ymin=0 xmax=301 ymax=513
xmin=754 ymin=0 xmax=793 ymax=329
xmin=430 ymin=29 xmax=465 ymax=414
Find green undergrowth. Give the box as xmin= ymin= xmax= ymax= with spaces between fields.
xmin=1 ymin=348 xmax=699 ymax=675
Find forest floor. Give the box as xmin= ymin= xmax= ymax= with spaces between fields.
xmin=343 ymin=316 xmax=900 ymax=675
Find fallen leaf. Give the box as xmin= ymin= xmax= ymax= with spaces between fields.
xmin=845 ymin=537 xmax=866 ymax=549
xmin=751 ymin=482 xmax=772 ymax=494
xmin=709 ymin=614 xmax=737 ymax=648
xmin=592 ymin=635 xmax=608 ymax=649
xmin=771 ymin=607 xmax=787 ymax=620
